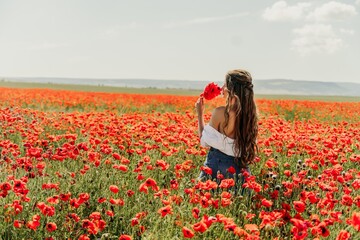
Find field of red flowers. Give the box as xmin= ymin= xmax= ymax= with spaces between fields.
xmin=1 ymin=87 xmax=360 ymax=240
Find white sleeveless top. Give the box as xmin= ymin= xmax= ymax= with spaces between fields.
xmin=200 ymin=124 xmax=235 ymax=157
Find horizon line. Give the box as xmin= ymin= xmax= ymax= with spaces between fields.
xmin=1 ymin=75 xmax=360 ymax=85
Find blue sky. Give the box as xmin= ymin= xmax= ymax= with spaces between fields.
xmin=0 ymin=0 xmax=359 ymax=83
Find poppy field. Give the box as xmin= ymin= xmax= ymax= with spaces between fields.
xmin=0 ymin=87 xmax=360 ymax=240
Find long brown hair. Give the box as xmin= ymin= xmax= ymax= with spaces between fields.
xmin=223 ymin=69 xmax=258 ymax=167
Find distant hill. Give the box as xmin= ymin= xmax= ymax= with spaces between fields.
xmin=254 ymin=79 xmax=360 ymax=96
xmin=1 ymin=77 xmax=360 ymax=97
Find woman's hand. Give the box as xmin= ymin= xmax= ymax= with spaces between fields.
xmin=195 ymin=97 xmax=204 ymax=116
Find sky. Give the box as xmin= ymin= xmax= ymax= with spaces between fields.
xmin=0 ymin=0 xmax=359 ymax=83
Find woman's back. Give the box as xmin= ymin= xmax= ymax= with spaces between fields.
xmin=209 ymin=106 xmax=237 ymax=139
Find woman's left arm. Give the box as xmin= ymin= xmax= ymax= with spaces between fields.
xmin=195 ymin=97 xmax=205 ymax=138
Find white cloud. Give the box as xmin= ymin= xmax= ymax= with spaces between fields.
xmin=292 ymin=24 xmax=342 ymax=56
xmin=356 ymin=0 xmax=360 ymax=6
xmin=262 ymin=1 xmax=312 ymax=21
xmin=306 ymin=1 xmax=357 ymax=22
xmin=163 ymin=13 xmax=248 ymax=28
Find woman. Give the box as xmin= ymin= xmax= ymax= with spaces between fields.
xmin=195 ymin=69 xmax=258 ymax=184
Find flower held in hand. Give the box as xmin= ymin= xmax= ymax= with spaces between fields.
xmin=201 ymin=82 xmax=221 ymax=100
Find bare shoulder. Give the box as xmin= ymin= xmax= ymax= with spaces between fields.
xmin=212 ymin=106 xmax=226 ymax=118
xmin=209 ymin=106 xmax=226 ymax=129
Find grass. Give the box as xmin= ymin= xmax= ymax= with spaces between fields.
xmin=1 ymin=80 xmax=360 ymax=102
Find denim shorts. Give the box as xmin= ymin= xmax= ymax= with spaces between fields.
xmin=198 ymin=147 xmax=250 ymax=186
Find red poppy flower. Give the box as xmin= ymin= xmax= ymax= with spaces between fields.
xmin=192 ymin=221 xmax=208 ymax=233
xmin=348 ymin=212 xmax=360 ymax=231
xmin=89 ymin=212 xmax=101 ymax=220
xmin=200 ymin=166 xmax=212 ymax=175
xmin=46 ymin=222 xmax=57 ymax=232
xmin=336 ymin=230 xmax=351 ymax=240
xmin=311 ymin=222 xmax=330 ymax=237
xmin=109 ymin=197 xmax=124 ymax=206
xmin=26 ymin=220 xmax=40 ymax=230
xmin=144 ymin=178 xmax=159 ymax=191
xmin=219 ymin=179 xmax=235 ymax=188
xmin=244 ymin=224 xmax=259 ymax=234
xmin=227 ymin=166 xmax=236 ymax=174
xmin=78 ymin=235 xmax=90 ymax=240
xmin=182 ymin=227 xmax=195 ymax=238
xmin=157 ymin=205 xmax=173 ymax=217
xmin=13 ymin=220 xmax=24 ymax=228
xmin=201 ymin=82 xmax=222 ymax=100
xmin=293 ymin=201 xmax=306 ymax=213
xmin=112 ymin=164 xmax=128 ymax=172
xmin=127 ymin=190 xmax=135 ymax=197
xmin=119 ymin=235 xmax=132 ymax=240
xmin=341 ymin=194 xmax=353 ymax=206
xmin=106 ymin=210 xmax=114 ymax=217
xmin=60 ymin=192 xmax=71 ymax=202
xmin=0 ymin=182 xmax=11 ymax=191
xmin=131 ymin=217 xmax=139 ymax=226
xmin=192 ymin=207 xmax=200 ymax=219
xmin=221 ymin=198 xmax=232 ymax=207
xmin=109 ymin=185 xmax=119 ymax=194
xmin=261 ymin=198 xmax=273 ymax=208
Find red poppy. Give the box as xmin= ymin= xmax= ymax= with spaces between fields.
xmin=234 ymin=227 xmax=249 ymax=237
xmin=341 ymin=194 xmax=353 ymax=206
xmin=59 ymin=192 xmax=71 ymax=202
xmin=290 ymin=219 xmax=308 ymax=239
xmin=131 ymin=217 xmax=139 ymax=226
xmin=336 ymin=230 xmax=351 ymax=240
xmin=119 ymin=235 xmax=132 ymax=240
xmin=227 ymin=166 xmax=236 ymax=174
xmin=144 ymin=178 xmax=159 ymax=191
xmin=109 ymin=197 xmax=124 ymax=206
xmin=46 ymin=222 xmax=57 ymax=232
xmin=138 ymin=182 xmax=148 ymax=194
xmin=293 ymin=201 xmax=306 ymax=213
xmin=78 ymin=235 xmax=90 ymax=240
xmin=26 ymin=220 xmax=40 ymax=230
xmin=219 ymin=179 xmax=235 ymax=188
xmin=182 ymin=227 xmax=195 ymax=238
xmin=261 ymin=198 xmax=273 ymax=208
xmin=201 ymin=82 xmax=222 ymax=100
xmin=157 ymin=205 xmax=173 ymax=217
xmin=98 ymin=197 xmax=107 ymax=203
xmin=192 ymin=207 xmax=200 ymax=219
xmin=311 ymin=222 xmax=330 ymax=237
xmin=127 ymin=190 xmax=135 ymax=197
xmin=113 ymin=164 xmax=128 ymax=172
xmin=13 ymin=220 xmax=24 ymax=228
xmin=0 ymin=182 xmax=11 ymax=191
xmin=106 ymin=210 xmax=114 ymax=217
xmin=244 ymin=224 xmax=259 ymax=234
xmin=200 ymin=166 xmax=212 ymax=175
xmin=89 ymin=212 xmax=101 ymax=220
xmin=348 ymin=212 xmax=360 ymax=231
xmin=192 ymin=221 xmax=208 ymax=233
xmin=109 ymin=185 xmax=119 ymax=194
xmin=112 ymin=153 xmax=121 ymax=160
